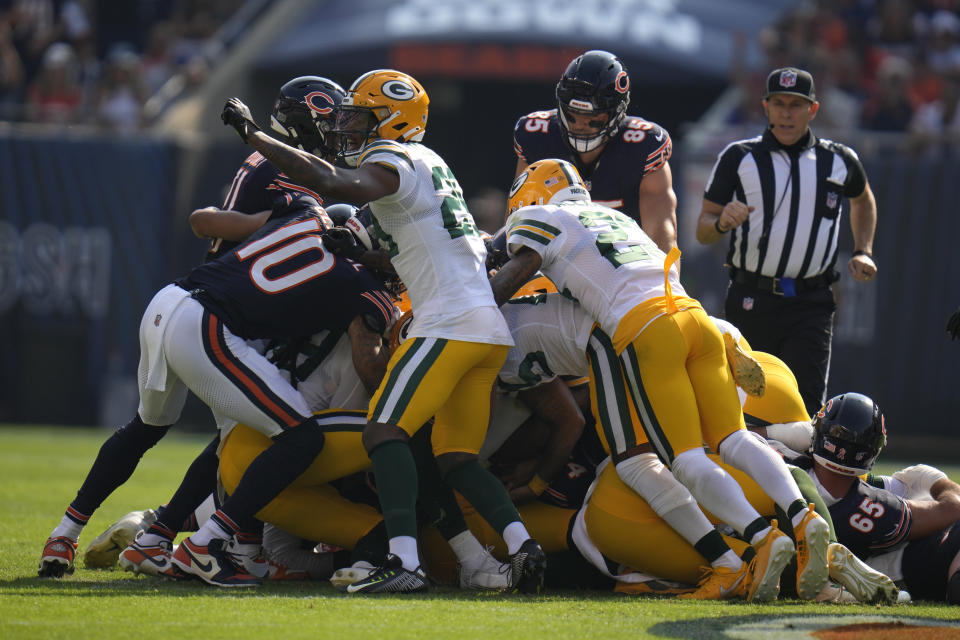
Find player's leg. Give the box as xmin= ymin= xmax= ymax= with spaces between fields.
xmin=39 ymin=286 xmax=192 ymax=578
xmin=775 ymin=290 xmax=836 ymax=417
xmin=689 ymin=309 xmax=828 ymax=599
xmin=587 ymin=324 xmax=749 ymax=598
xmin=432 ymin=343 xmax=545 ymax=593
xmin=161 ymin=304 xmax=322 ymax=587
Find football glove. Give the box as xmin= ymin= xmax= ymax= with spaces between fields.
xmin=948 ymin=307 xmax=960 ymax=340
xmin=222 ymin=97 xmax=261 ymax=143
xmin=322 ymin=227 xmax=365 ymax=261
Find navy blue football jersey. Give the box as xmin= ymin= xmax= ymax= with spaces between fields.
xmin=826 ymin=477 xmax=912 ymax=560
xmin=513 ymin=110 xmax=672 ymax=226
xmin=177 ymin=209 xmax=395 ymax=341
xmin=206 ymin=151 xmax=327 ymax=261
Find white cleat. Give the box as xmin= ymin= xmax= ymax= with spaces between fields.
xmin=329 ymin=561 xmax=376 ymax=592
xmin=83 ymin=509 xmax=157 ymax=569
xmin=827 ymin=542 xmax=899 ymax=604
xmin=458 ymin=546 xmax=511 ymax=590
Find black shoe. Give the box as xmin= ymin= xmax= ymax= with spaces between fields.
xmin=510 ymin=539 xmax=546 ymax=594
xmin=345 ymin=553 xmax=429 ymax=594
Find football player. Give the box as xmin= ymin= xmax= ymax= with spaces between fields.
xmin=38 ymin=77 xmax=346 ymax=580
xmin=513 ymin=50 xmax=676 ymax=253
xmin=489 ymin=159 xmax=833 ymax=601
xmin=221 ymin=69 xmax=545 ymax=594
xmin=795 ymin=393 xmax=960 ymax=603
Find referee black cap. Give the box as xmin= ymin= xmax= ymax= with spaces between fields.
xmin=764 ymin=67 xmax=816 ymax=102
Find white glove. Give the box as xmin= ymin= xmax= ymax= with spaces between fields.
xmin=891 ymin=464 xmax=947 ymax=501
xmin=765 ymin=421 xmax=815 ymax=453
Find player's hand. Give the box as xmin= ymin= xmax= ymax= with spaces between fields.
xmin=221 ymin=97 xmax=260 ymax=143
xmin=716 ymin=198 xmax=754 ymax=233
xmin=848 ymin=253 xmax=877 ymax=282
xmin=947 ymin=307 xmax=960 ymax=340
xmin=322 ymin=227 xmax=365 ymax=261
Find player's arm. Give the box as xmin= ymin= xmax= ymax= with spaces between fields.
xmin=488 ymin=246 xmax=543 ymax=306
xmin=505 ymin=378 xmax=586 ymax=504
xmin=347 ymin=314 xmax=390 ymax=396
xmin=847 ymin=181 xmax=878 ymax=281
xmin=222 ymin=97 xmax=399 ymax=205
xmin=637 ymin=161 xmax=678 ymax=252
xmin=189 ymin=207 xmax=271 ymax=240
xmin=904 ymin=476 xmax=960 ymax=539
xmin=514 ymin=157 xmax=529 ymax=179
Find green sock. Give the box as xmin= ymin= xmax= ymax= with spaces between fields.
xmin=445 ymin=459 xmax=521 ymax=534
xmin=790 ymin=465 xmax=836 ymax=541
xmin=369 ymin=440 xmax=419 ymax=539
xmin=409 ymin=428 xmax=469 ymax=539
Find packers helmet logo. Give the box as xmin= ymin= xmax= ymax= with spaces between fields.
xmin=508 ymin=172 xmax=529 ymax=198
xmin=304 ymin=91 xmax=335 ymax=115
xmin=615 ymin=71 xmax=629 ymax=94
xmin=389 ymin=311 xmax=414 ymax=351
xmin=381 ymin=80 xmax=415 ymax=101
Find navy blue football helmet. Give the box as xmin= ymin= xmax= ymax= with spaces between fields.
xmin=270 ymin=76 xmax=346 ymax=159
xmin=812 ymin=393 xmax=886 ymax=476
xmin=555 ymin=50 xmax=631 ymax=153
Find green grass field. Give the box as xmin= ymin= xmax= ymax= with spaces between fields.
xmin=2 ymin=424 xmax=958 ymax=639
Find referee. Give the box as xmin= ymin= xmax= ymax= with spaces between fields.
xmin=696 ymin=67 xmax=878 ymax=415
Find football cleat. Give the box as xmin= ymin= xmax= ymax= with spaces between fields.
xmin=615 ymin=578 xmax=697 ymax=597
xmin=118 ymin=536 xmax=180 ymax=579
xmin=724 ymin=333 xmax=765 ymax=397
xmin=227 ymin=537 xmax=310 ymax=581
xmin=827 ymin=542 xmax=898 ymax=604
xmin=509 ymin=538 xmax=547 ymax=595
xmin=171 ymin=536 xmax=260 ymax=588
xmin=678 ymin=562 xmax=751 ymax=600
xmin=457 ymin=546 xmax=511 ymax=590
xmin=330 ymin=560 xmax=376 ymax=592
xmin=38 ymin=536 xmax=78 ymax=578
xmin=83 ymin=509 xmax=157 ymax=569
xmin=345 ymin=554 xmax=429 ymax=594
xmin=793 ymin=504 xmax=831 ymax=600
xmin=746 ymin=521 xmax=795 ymax=602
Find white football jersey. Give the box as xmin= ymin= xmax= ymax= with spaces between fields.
xmin=359 ymin=140 xmax=512 ymax=345
xmin=504 ymin=201 xmax=685 ymax=337
xmin=497 ymin=292 xmax=592 ymax=391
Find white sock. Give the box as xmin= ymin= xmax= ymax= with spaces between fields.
xmin=51 ymin=515 xmax=84 ymax=542
xmin=671 ymin=448 xmax=762 ymax=535
xmin=502 ymin=521 xmax=530 ymax=555
xmin=714 ymin=550 xmax=744 ymax=571
xmin=750 ymin=526 xmax=773 ymax=546
xmin=190 ymin=518 xmax=231 ymax=546
xmin=448 ymin=530 xmax=485 ymax=564
xmin=388 ymin=535 xmax=420 ymax=571
xmin=136 ymin=532 xmax=171 ymax=547
xmin=719 ymin=429 xmax=804 ymax=511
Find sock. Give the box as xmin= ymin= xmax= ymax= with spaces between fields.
xmin=191 ymin=510 xmax=237 ymax=546
xmin=351 ymin=521 xmax=388 ymax=566
xmin=719 ymin=429 xmax=804 ymax=512
xmin=693 ymin=529 xmax=742 ymax=570
xmin=788 ymin=499 xmax=811 ymax=529
xmin=388 ymin=535 xmax=420 ymax=571
xmin=745 ymin=517 xmax=773 ymax=545
xmin=69 ymin=415 xmax=169 ymax=516
xmin=369 ymin=440 xmax=419 ymax=539
xmin=139 ymin=521 xmax=176 ymax=546
xmin=409 ymin=428 xmax=469 ymax=539
xmin=444 ymin=459 xmax=523 ymax=544
xmin=154 ymin=435 xmax=219 ymax=534
xmin=671 ymin=448 xmax=764 ymax=536
xmin=448 ymin=530 xmax=486 ymax=565
xmin=502 ymin=522 xmax=531 ymax=556
xmin=51 ymin=508 xmax=88 ymax=541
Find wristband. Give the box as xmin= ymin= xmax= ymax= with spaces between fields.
xmin=527 ymin=474 xmax=549 ymax=497
xmin=714 ymin=218 xmax=728 ymax=234
xmin=852 ymin=250 xmax=872 ymax=259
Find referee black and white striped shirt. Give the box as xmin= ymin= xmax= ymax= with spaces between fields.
xmin=703 ymin=128 xmax=867 ymax=280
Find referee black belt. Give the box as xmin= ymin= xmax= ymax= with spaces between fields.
xmin=729 ymin=268 xmax=836 ymax=297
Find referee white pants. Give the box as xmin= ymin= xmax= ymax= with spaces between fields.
xmin=136 ymin=284 xmax=312 ymax=438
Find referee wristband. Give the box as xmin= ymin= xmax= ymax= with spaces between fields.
xmin=527 ymin=474 xmax=549 ymax=497
xmin=714 ymin=218 xmax=728 ymax=234
xmin=852 ymin=250 xmax=872 ymax=259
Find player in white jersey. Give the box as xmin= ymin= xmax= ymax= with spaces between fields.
xmin=489 ymin=159 xmax=832 ymax=601
xmin=221 ymin=69 xmax=544 ymax=594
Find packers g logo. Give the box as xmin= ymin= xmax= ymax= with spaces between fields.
xmin=508 ymin=172 xmax=528 ymax=199
xmin=381 ymin=80 xmax=415 ymax=101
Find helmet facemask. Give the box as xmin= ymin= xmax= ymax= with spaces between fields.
xmin=334 ymin=107 xmax=381 ymax=167
xmin=556 ymin=100 xmax=625 ymax=153
xmin=270 ymin=99 xmax=335 ymax=158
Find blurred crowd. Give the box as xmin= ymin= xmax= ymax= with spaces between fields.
xmin=727 ymin=0 xmax=960 ymax=150
xmin=0 ymin=0 xmax=239 ymax=132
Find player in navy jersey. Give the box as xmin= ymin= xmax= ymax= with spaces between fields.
xmin=790 ymin=393 xmax=960 ymax=602
xmin=512 ymin=50 xmax=677 ymax=253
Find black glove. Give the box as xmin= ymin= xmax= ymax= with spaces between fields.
xmin=948 ymin=308 xmax=960 ymax=340
xmin=221 ymin=97 xmax=260 ymax=143
xmin=323 ymin=227 xmax=365 ymax=261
